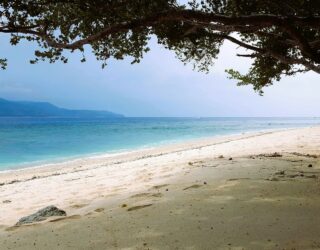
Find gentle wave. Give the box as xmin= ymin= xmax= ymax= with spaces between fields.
xmin=0 ymin=117 xmax=319 ymax=170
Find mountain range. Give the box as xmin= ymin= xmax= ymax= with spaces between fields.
xmin=0 ymin=98 xmax=124 ymax=118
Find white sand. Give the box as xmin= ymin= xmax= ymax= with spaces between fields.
xmin=1 ymin=126 xmax=320 ymax=249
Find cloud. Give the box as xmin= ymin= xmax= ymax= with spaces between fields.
xmin=0 ymin=32 xmax=320 ymax=117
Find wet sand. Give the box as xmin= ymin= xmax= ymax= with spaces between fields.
xmin=1 ymin=126 xmax=320 ymax=249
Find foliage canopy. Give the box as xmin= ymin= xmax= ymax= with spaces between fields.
xmin=1 ymin=0 xmax=320 ymax=93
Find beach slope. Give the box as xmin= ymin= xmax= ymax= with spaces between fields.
xmin=1 ymin=126 xmax=320 ymax=249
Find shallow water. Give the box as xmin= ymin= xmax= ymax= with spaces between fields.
xmin=0 ymin=117 xmax=319 ymax=170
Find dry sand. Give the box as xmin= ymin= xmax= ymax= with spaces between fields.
xmin=1 ymin=126 xmax=320 ymax=249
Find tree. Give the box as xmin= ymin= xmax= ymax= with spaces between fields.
xmin=1 ymin=0 xmax=320 ymax=93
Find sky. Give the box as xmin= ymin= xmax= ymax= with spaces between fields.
xmin=0 ymin=34 xmax=320 ymax=117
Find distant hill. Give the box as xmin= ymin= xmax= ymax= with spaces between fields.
xmin=0 ymin=98 xmax=124 ymax=118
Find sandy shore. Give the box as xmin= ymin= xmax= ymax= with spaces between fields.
xmin=1 ymin=126 xmax=320 ymax=249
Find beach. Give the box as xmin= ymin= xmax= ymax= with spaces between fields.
xmin=1 ymin=126 xmax=320 ymax=249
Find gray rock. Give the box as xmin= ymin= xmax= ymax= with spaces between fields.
xmin=16 ymin=205 xmax=66 ymax=225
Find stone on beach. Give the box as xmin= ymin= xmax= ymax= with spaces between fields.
xmin=16 ymin=205 xmax=66 ymax=225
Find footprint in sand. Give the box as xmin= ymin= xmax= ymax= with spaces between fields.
xmin=130 ymin=193 xmax=151 ymax=198
xmin=94 ymin=208 xmax=105 ymax=213
xmin=127 ymin=204 xmax=153 ymax=211
xmin=151 ymin=193 xmax=163 ymax=198
xmin=130 ymin=192 xmax=163 ymax=199
xmin=70 ymin=203 xmax=88 ymax=209
xmin=159 ymin=174 xmax=173 ymax=179
xmin=152 ymin=184 xmax=169 ymax=190
xmin=65 ymin=178 xmax=81 ymax=182
xmin=227 ymin=178 xmax=250 ymax=181
xmin=183 ymin=184 xmax=202 ymax=190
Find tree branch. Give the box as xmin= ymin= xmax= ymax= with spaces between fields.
xmin=1 ymin=9 xmax=320 ymax=51
xmin=1 ymin=7 xmax=320 ymax=74
xmin=217 ymin=34 xmax=320 ymax=74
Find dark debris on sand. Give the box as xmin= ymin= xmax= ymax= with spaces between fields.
xmin=16 ymin=205 xmax=66 ymax=225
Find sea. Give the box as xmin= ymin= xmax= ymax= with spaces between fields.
xmin=0 ymin=117 xmax=319 ymax=171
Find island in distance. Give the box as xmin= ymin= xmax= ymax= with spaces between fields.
xmin=0 ymin=98 xmax=124 ymax=118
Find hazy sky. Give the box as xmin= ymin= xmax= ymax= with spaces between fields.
xmin=0 ymin=34 xmax=319 ymax=117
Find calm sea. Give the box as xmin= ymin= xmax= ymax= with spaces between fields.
xmin=0 ymin=117 xmax=319 ymax=171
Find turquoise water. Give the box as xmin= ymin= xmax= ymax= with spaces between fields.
xmin=0 ymin=117 xmax=319 ymax=170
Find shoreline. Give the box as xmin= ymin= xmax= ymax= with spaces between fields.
xmin=1 ymin=126 xmax=320 ymax=249
xmin=0 ymin=126 xmax=298 ymax=182
xmin=0 ymin=126 xmax=303 ymax=174
xmin=0 ymin=124 xmax=311 ymax=173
